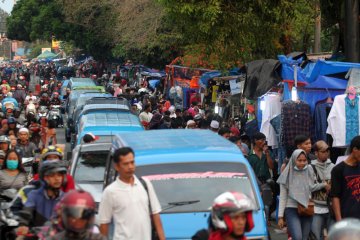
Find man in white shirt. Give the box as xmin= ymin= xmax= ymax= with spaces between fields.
xmin=139 ymin=104 xmax=153 ymax=129
xmin=98 ymin=147 xmax=165 ymax=240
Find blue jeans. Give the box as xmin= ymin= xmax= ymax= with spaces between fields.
xmin=311 ymin=213 xmax=333 ymax=240
xmin=285 ymin=207 xmax=313 ymax=240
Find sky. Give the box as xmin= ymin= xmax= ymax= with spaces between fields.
xmin=0 ymin=0 xmax=14 ymax=14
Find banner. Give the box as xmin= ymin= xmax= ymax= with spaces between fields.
xmin=229 ymin=79 xmax=242 ymax=95
xmin=52 ymin=39 xmax=61 ymax=49
xmin=42 ymin=48 xmax=51 ymax=53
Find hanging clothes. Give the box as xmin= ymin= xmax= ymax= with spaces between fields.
xmin=346 ymin=68 xmax=360 ymax=93
xmin=280 ymin=100 xmax=312 ymax=147
xmin=327 ymin=94 xmax=360 ymax=147
xmin=345 ymin=96 xmax=359 ymax=144
xmin=314 ymin=101 xmax=333 ymax=142
xmin=260 ymin=94 xmax=282 ymax=148
xmin=211 ymin=85 xmax=219 ymax=103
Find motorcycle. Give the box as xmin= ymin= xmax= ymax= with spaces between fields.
xmin=0 ymin=189 xmax=19 ymax=240
xmin=22 ymin=157 xmax=34 ymax=180
xmin=48 ymin=105 xmax=62 ymax=128
xmin=37 ymin=106 xmax=48 ymax=120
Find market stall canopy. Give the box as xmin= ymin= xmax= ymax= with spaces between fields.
xmin=36 ymin=50 xmax=57 ymax=59
xmin=307 ymin=60 xmax=360 ymax=83
xmin=243 ymin=59 xmax=282 ymax=100
xmin=305 ymin=75 xmax=348 ymax=90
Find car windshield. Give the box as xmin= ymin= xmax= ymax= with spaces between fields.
xmin=136 ymin=162 xmax=258 ymax=213
xmin=73 ymin=151 xmax=108 ymax=182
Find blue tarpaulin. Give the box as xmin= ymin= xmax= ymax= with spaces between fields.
xmin=199 ymin=71 xmax=222 ymax=87
xmin=305 ymin=75 xmax=348 ymax=90
xmin=307 ymin=60 xmax=360 ymax=83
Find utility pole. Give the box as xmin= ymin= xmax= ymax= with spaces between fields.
xmin=314 ymin=1 xmax=321 ymax=53
xmin=345 ymin=0 xmax=360 ymax=62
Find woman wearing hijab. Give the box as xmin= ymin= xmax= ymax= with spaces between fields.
xmin=277 ymin=149 xmax=317 ymax=240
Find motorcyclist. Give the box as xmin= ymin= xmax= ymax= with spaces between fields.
xmin=40 ymin=84 xmax=49 ymax=96
xmin=0 ymin=135 xmax=10 ymax=154
xmin=39 ymin=93 xmax=51 ymax=107
xmin=50 ymin=92 xmax=61 ymax=106
xmin=49 ymin=92 xmax=63 ymax=127
xmin=8 ymin=117 xmax=19 ymax=136
xmin=31 ymin=145 xmax=75 ymax=192
xmin=17 ymin=127 xmax=38 ymax=158
xmin=16 ymin=160 xmax=67 ymax=235
xmin=48 ymin=190 xmax=107 ymax=240
xmin=192 ymin=192 xmax=256 ymax=240
xmin=25 ymin=91 xmax=37 ymax=104
xmin=2 ymin=92 xmax=18 ymax=114
xmin=13 ymin=84 xmax=26 ymax=107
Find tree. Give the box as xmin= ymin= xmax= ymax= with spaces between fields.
xmin=157 ymin=0 xmax=318 ymax=69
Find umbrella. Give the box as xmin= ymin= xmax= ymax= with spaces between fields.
xmin=36 ymin=50 xmax=57 ymax=59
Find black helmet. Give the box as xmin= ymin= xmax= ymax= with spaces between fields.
xmin=39 ymin=160 xmax=67 ymax=180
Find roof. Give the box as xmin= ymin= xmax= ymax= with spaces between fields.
xmin=79 ymin=112 xmax=142 ymax=130
xmin=70 ymin=77 xmax=94 ymax=83
xmin=77 ymin=142 xmax=112 ymax=152
xmin=85 ymin=97 xmax=129 ymax=106
xmin=81 ymin=103 xmax=130 ymax=113
xmin=78 ymin=126 xmax=143 ymax=137
xmin=113 ymin=129 xmax=241 ymax=156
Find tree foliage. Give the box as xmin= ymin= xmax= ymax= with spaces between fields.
xmin=157 ymin=0 xmax=318 ymax=68
xmin=7 ymin=0 xmax=326 ymax=68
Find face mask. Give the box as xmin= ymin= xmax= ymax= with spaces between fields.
xmin=6 ymin=159 xmax=18 ymax=170
xmin=294 ymin=165 xmax=308 ymax=171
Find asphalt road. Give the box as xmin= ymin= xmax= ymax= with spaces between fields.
xmin=44 ymin=76 xmax=288 ymax=240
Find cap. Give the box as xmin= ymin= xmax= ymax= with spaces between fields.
xmin=1 ymin=119 xmax=8 ymax=125
xmin=186 ymin=120 xmax=196 ymax=126
xmin=210 ymin=120 xmax=220 ymax=129
xmin=19 ymin=128 xmax=29 ymax=134
xmin=0 ymin=150 xmax=5 ymax=158
xmin=83 ymin=133 xmax=99 ymax=143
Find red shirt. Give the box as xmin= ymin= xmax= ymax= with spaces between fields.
xmin=32 ymin=173 xmax=75 ymax=192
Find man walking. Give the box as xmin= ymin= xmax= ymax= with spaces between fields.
xmin=98 ymin=147 xmax=165 ymax=240
xmin=330 ymin=136 xmax=360 ymax=221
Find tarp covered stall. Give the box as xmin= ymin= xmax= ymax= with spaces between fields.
xmin=36 ymin=50 xmax=57 ymax=59
xmin=243 ymin=59 xmax=282 ymax=100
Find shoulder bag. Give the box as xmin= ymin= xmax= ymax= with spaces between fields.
xmin=139 ymin=177 xmax=159 ymax=240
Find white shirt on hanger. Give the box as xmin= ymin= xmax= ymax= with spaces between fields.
xmin=327 ymin=94 xmax=360 ymax=147
xmin=260 ymin=94 xmax=282 ymax=148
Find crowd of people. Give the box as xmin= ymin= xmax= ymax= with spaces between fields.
xmin=0 ymin=59 xmax=358 ymax=240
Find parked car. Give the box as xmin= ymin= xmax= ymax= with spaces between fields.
xmin=69 ymin=142 xmax=112 ymax=204
xmin=72 ymin=97 xmax=129 ymax=128
xmin=72 ymin=107 xmax=143 ymax=149
xmin=67 ymin=77 xmax=96 ymax=90
xmin=67 ymin=92 xmax=113 ymax=137
xmin=64 ymin=87 xmax=106 ymax=142
xmin=59 ymin=79 xmax=70 ymax=101
xmin=104 ymin=129 xmax=269 ymax=239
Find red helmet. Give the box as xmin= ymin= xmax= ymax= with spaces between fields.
xmin=60 ymin=190 xmax=96 ymax=233
xmin=211 ymin=192 xmax=255 ymax=233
